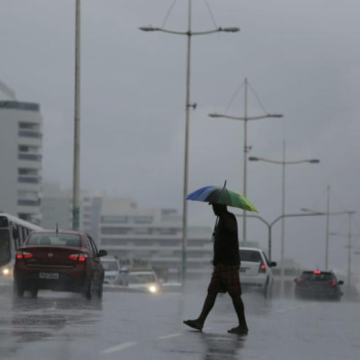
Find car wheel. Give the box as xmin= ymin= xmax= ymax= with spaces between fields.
xmin=30 ymin=288 xmax=38 ymax=299
xmin=97 ymin=281 xmax=103 ymax=299
xmin=13 ymin=282 xmax=25 ymax=298
xmin=263 ymin=278 xmax=270 ymax=298
xmin=84 ymin=278 xmax=93 ymax=300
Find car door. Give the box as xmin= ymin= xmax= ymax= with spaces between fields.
xmin=88 ymin=236 xmax=103 ymax=287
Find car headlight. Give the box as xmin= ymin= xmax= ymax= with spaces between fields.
xmin=148 ymin=285 xmax=158 ymax=294
xmin=2 ymin=268 xmax=10 ymax=276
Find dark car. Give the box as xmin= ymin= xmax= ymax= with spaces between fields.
xmin=294 ymin=270 xmax=344 ymax=300
xmin=14 ymin=230 xmax=107 ymax=299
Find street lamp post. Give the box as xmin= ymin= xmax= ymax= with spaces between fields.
xmin=236 ymin=212 xmax=325 ymax=262
xmin=72 ymin=0 xmax=81 ymax=231
xmin=140 ymin=0 xmax=239 ymax=283
xmin=328 ymin=211 xmax=357 ymax=295
xmin=301 ymin=190 xmax=355 ymax=271
xmin=249 ymin=143 xmax=320 ymax=296
xmin=209 ymin=79 xmax=283 ymax=243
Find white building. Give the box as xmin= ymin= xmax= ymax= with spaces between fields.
xmin=40 ymin=183 xmax=102 ymax=239
xmin=0 ymin=81 xmax=43 ymax=224
xmin=99 ymin=198 xmax=213 ymax=279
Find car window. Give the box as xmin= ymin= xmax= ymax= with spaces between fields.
xmin=101 ymin=260 xmax=119 ymax=271
xmin=85 ymin=237 xmax=96 ymax=256
xmin=240 ymin=250 xmax=263 ymax=263
xmin=88 ymin=236 xmax=99 ymax=257
xmin=27 ymin=233 xmax=81 ymax=247
xmin=128 ymin=273 xmax=156 ymax=284
xmin=301 ymin=271 xmax=333 ymax=281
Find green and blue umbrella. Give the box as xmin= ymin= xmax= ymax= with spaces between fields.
xmin=187 ymin=185 xmax=257 ymax=212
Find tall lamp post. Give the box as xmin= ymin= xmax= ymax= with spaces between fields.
xmin=72 ymin=0 xmax=81 ymax=231
xmin=140 ymin=0 xmax=239 ymax=283
xmin=249 ymin=141 xmax=320 ymax=296
xmin=328 ymin=211 xmax=357 ymax=296
xmin=209 ymin=78 xmax=283 ymax=243
xmin=301 ymin=195 xmax=353 ymax=270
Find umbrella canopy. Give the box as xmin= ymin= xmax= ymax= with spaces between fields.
xmin=187 ymin=185 xmax=257 ymax=212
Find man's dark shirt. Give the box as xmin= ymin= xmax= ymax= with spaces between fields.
xmin=213 ymin=211 xmax=240 ymax=266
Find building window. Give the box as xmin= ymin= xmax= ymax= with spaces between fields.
xmin=18 ymin=177 xmax=39 ymax=184
xmin=101 ymin=216 xmax=129 ymax=224
xmin=19 ymin=122 xmax=40 ymax=131
xmin=18 ymin=130 xmax=42 ymax=139
xmin=18 ymin=168 xmax=39 ymax=176
xmin=18 ymin=199 xmax=40 ymax=207
xmin=17 ymin=190 xmax=38 ymax=200
xmin=101 ymin=227 xmax=130 ymax=235
xmin=18 ymin=154 xmax=41 ymax=161
xmin=18 ymin=145 xmax=40 ymax=154
xmin=129 ymin=216 xmax=153 ymax=224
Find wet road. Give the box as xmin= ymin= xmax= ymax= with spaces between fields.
xmin=0 ymin=278 xmax=359 ymax=360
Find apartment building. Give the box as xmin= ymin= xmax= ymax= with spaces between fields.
xmin=0 ymin=81 xmax=43 ymax=224
xmin=99 ymin=198 xmax=213 ymax=279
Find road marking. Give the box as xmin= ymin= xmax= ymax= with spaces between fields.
xmin=102 ymin=341 xmax=137 ymax=354
xmin=157 ymin=333 xmax=181 ymax=340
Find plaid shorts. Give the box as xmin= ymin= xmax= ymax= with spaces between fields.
xmin=208 ymin=264 xmax=242 ymax=296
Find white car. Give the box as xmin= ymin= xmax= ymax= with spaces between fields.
xmin=101 ymin=257 xmax=121 ymax=285
xmin=239 ymin=247 xmax=277 ymax=297
xmin=125 ymin=270 xmax=161 ymax=294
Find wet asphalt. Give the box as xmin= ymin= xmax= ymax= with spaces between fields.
xmin=0 ymin=277 xmax=359 ymax=360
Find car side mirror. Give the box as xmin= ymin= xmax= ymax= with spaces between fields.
xmin=294 ymin=278 xmax=298 ymax=283
xmin=270 ymin=261 xmax=277 ymax=267
xmin=98 ymin=250 xmax=108 ymax=257
xmin=338 ymin=280 xmax=344 ymax=285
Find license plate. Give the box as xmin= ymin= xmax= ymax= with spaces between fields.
xmin=39 ymin=272 xmax=59 ymax=280
xmin=240 ymin=267 xmax=248 ymax=273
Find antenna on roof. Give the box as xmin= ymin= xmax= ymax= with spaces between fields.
xmin=56 ymin=223 xmax=59 ymax=234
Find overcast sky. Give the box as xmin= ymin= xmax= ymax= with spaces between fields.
xmin=1 ymin=0 xmax=360 ymax=277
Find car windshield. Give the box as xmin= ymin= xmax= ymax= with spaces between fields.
xmin=128 ymin=273 xmax=156 ymax=284
xmin=240 ymin=250 xmax=263 ymax=263
xmin=102 ymin=260 xmax=119 ymax=271
xmin=0 ymin=229 xmax=11 ymax=267
xmin=27 ymin=233 xmax=82 ymax=247
xmin=302 ymin=271 xmax=333 ymax=282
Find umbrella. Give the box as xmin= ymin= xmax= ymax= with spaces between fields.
xmin=186 ymin=185 xmax=257 ymax=212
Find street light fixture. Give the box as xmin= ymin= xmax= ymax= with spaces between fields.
xmin=208 ymin=79 xmax=283 ymax=243
xmin=249 ymin=140 xmax=320 ymax=296
xmin=140 ymin=0 xmax=239 ymax=283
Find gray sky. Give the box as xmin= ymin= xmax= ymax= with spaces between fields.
xmin=1 ymin=0 xmax=360 ymax=276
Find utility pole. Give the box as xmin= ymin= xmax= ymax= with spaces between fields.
xmin=280 ymin=140 xmax=286 ymax=296
xmin=347 ymin=212 xmax=353 ymax=295
xmin=325 ymin=186 xmax=330 ymax=270
xmin=243 ymin=78 xmax=248 ymax=243
xmin=72 ymin=0 xmax=81 ymax=231
xmin=140 ymin=1 xmax=239 ymax=283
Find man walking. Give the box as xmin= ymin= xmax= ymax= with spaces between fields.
xmin=183 ymin=203 xmax=249 ymax=335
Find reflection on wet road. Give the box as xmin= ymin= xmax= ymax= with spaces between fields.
xmin=0 ymin=279 xmax=359 ymax=360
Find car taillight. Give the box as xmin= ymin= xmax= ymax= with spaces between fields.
xmin=16 ymin=252 xmax=33 ymax=260
xmin=68 ymin=254 xmax=87 ymax=262
xmin=259 ymin=264 xmax=266 ymax=273
xmin=330 ymin=281 xmax=337 ymax=287
xmin=313 ymin=270 xmax=322 ymax=275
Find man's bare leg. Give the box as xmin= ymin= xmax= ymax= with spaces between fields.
xmin=228 ymin=294 xmax=249 ymax=334
xmin=183 ymin=291 xmax=218 ymax=331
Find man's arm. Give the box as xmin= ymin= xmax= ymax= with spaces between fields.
xmin=223 ymin=213 xmax=237 ymax=234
